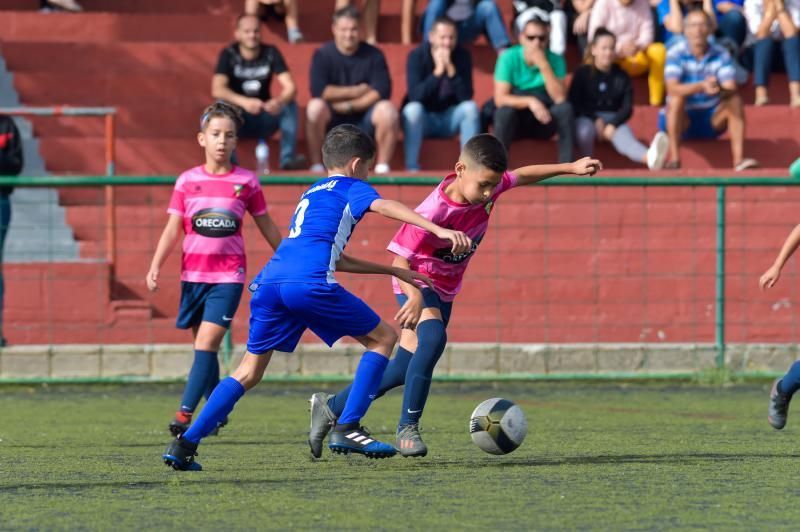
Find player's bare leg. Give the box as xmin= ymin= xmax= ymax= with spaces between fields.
xmin=306 ymin=98 xmax=331 ymax=171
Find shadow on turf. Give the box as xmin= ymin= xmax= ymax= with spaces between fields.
xmin=482 ymin=452 xmax=800 ymax=467
xmin=0 ymin=478 xmax=291 ymax=492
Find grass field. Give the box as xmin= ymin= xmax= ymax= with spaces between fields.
xmin=1 ymin=380 xmax=799 ymax=530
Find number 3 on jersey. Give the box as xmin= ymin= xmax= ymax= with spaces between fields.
xmin=288 ymin=198 xmax=310 ymax=238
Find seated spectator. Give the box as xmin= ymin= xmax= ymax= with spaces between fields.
xmin=338 ymin=0 xmax=381 ymax=44
xmin=306 ymin=6 xmax=398 ymax=173
xmin=212 ymin=14 xmax=306 ymax=171
xmin=39 ymin=0 xmax=82 ymax=11
xmin=511 ymin=0 xmax=569 ymax=56
xmin=714 ymin=0 xmax=748 ymax=51
xmin=658 ymin=0 xmax=718 ymax=46
xmin=660 ymin=9 xmax=758 ymax=170
xmin=245 ymin=0 xmax=304 ymax=44
xmin=588 ymin=0 xmax=667 ymax=105
xmin=492 ymin=15 xmax=575 ymax=162
xmin=402 ymin=17 xmax=480 ymax=171
xmin=417 ymin=0 xmax=512 ymax=52
xmin=570 ymin=0 xmax=597 ymax=56
xmin=570 ymin=28 xmax=670 ymax=168
xmin=743 ymin=0 xmax=800 ymax=106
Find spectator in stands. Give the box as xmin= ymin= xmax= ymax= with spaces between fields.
xmin=661 ymin=9 xmax=758 ymax=170
xmin=338 ymin=0 xmax=382 ymax=44
xmin=743 ymin=0 xmax=800 ymax=107
xmin=588 ymin=0 xmax=667 ymax=105
xmin=492 ymin=15 xmax=575 ymax=162
xmin=414 ymin=0 xmax=512 ymax=52
xmin=570 ymin=28 xmax=670 ymax=168
xmin=657 ymin=0 xmax=718 ymax=46
xmin=39 ymin=0 xmax=82 ymax=11
xmin=570 ymin=0 xmax=596 ymax=55
xmin=511 ymin=0 xmax=569 ymax=56
xmin=212 ymin=14 xmax=306 ymax=171
xmin=306 ymin=6 xmax=398 ymax=173
xmin=402 ymin=17 xmax=480 ymax=171
xmin=245 ymin=0 xmax=305 ymax=44
xmin=714 ymin=0 xmax=748 ymax=51
xmin=0 ymin=114 xmax=23 ymax=347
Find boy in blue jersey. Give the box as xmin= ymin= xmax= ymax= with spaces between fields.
xmin=162 ymin=125 xmax=471 ymax=470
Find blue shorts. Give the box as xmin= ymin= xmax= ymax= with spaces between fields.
xmin=246 ymin=282 xmax=381 ymax=354
xmin=658 ymin=106 xmax=725 ymax=139
xmin=396 ymin=288 xmax=454 ymax=328
xmin=328 ymin=104 xmax=376 ymax=136
xmin=176 ymin=282 xmax=244 ymax=330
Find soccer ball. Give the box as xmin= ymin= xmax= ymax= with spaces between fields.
xmin=469 ymin=398 xmax=527 ymax=455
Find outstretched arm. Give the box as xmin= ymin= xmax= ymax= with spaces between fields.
xmin=336 ymin=253 xmax=434 ymax=289
xmin=513 ymin=157 xmax=603 ymax=187
xmin=760 ymin=224 xmax=800 ymax=290
xmin=252 ymin=212 xmax=282 ymax=251
xmin=369 ymin=198 xmax=472 ymax=254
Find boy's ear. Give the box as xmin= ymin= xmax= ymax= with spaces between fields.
xmin=454 ymin=160 xmax=466 ymax=176
xmin=197 ymin=132 xmax=205 ymax=147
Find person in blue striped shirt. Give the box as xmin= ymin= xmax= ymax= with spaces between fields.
xmin=659 ymin=9 xmax=758 ymax=171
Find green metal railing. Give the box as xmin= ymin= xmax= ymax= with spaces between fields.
xmin=0 ymin=173 xmax=795 ymax=382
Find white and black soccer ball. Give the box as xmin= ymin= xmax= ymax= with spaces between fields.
xmin=469 ymin=398 xmax=527 ymax=455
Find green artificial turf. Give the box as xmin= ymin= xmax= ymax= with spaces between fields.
xmin=0 ymin=381 xmax=798 ymax=530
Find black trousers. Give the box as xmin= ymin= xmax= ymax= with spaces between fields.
xmin=493 ymin=97 xmax=575 ymax=163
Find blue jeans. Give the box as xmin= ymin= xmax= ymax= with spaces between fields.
xmin=401 ymin=101 xmax=480 ymax=171
xmin=422 ymin=0 xmax=510 ymax=51
xmin=239 ymin=101 xmax=299 ymax=166
xmin=0 ymin=195 xmax=10 ymax=339
xmin=746 ymin=36 xmax=800 ymax=87
xmin=716 ymin=10 xmax=747 ymax=50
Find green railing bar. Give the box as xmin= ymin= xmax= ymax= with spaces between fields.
xmin=716 ymin=186 xmax=726 ymax=368
xmin=0 ymin=175 xmax=795 ymax=187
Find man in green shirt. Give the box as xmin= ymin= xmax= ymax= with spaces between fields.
xmin=492 ymin=15 xmax=575 ymax=162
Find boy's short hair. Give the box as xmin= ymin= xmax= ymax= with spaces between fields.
xmin=200 ymin=101 xmax=243 ymax=131
xmin=333 ymin=5 xmax=360 ymax=23
xmin=462 ymin=134 xmax=508 ymax=173
xmin=322 ymin=125 xmax=376 ymax=169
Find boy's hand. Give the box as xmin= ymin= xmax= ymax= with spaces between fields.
xmin=393 ymin=269 xmax=435 ymax=291
xmin=394 ymin=293 xmax=425 ymax=329
xmin=759 ymin=265 xmax=781 ymax=290
xmin=146 ymin=269 xmax=159 ymax=292
xmin=434 ymin=228 xmax=472 ymax=255
xmin=571 ymin=157 xmax=603 ymax=176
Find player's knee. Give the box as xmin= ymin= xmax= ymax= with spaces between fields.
xmin=372 ymin=322 xmax=398 ymax=354
xmin=306 ymin=98 xmax=329 ymax=124
xmin=373 ymin=100 xmax=399 ymax=128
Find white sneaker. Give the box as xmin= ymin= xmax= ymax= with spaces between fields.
xmin=374 ymin=163 xmax=390 ymax=174
xmin=646 ymin=131 xmax=669 ymax=170
xmin=309 ymin=163 xmax=325 ymax=173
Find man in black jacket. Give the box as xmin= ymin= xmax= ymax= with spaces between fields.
xmin=402 ymin=17 xmax=480 ymax=172
xmin=0 ymin=114 xmax=23 ymax=347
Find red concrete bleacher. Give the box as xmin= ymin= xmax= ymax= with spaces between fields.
xmin=1 ymin=0 xmax=799 ymax=344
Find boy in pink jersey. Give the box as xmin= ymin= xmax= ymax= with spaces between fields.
xmin=147 ymin=102 xmax=282 ymax=436
xmin=308 ymin=133 xmax=601 ymax=458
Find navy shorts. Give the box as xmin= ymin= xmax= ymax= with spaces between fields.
xmin=176 ymin=282 xmax=244 ymax=330
xmin=328 ymin=104 xmax=376 ymax=136
xmin=658 ymin=106 xmax=725 ymax=139
xmin=246 ymin=282 xmax=381 ymax=354
xmin=396 ymin=288 xmax=454 ymax=328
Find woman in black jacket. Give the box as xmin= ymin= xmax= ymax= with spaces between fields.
xmin=568 ymin=27 xmax=668 ymax=169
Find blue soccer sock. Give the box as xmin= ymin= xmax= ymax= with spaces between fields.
xmin=328 ymin=347 xmax=413 ymax=417
xmin=399 ymin=319 xmax=447 ymax=427
xmin=180 ymin=350 xmax=218 ymax=413
xmin=203 ymin=352 xmax=221 ymax=401
xmin=779 ymin=360 xmax=800 ymax=396
xmin=182 ymin=377 xmax=245 ymax=444
xmin=336 ymin=351 xmax=389 ymax=426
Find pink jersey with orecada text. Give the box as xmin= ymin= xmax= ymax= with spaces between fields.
xmin=167 ymin=165 xmax=266 ymax=283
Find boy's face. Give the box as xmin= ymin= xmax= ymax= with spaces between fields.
xmin=198 ymin=116 xmax=237 ymax=165
xmin=455 ymin=158 xmax=503 ymax=205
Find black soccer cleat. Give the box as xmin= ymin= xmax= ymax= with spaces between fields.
xmin=163 ymin=437 xmax=202 ymax=471
xmin=769 ymin=378 xmax=792 ymax=430
xmin=168 ymin=411 xmax=192 ymax=437
xmin=328 ymin=425 xmax=397 ymax=459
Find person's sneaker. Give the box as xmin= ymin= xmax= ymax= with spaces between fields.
xmin=328 ymin=425 xmax=397 ymax=458
xmin=287 ymin=27 xmax=305 ymax=44
xmin=310 ymin=163 xmax=325 ymax=173
xmin=646 ymin=131 xmax=669 ymax=170
xmin=374 ymin=163 xmax=391 ymax=174
xmin=308 ymin=392 xmax=336 ymax=458
xmin=163 ymin=437 xmax=202 ymax=471
xmin=168 ymin=410 xmax=192 ymax=437
xmin=280 ymin=154 xmax=307 ymax=170
xmin=396 ymin=423 xmax=428 ymax=457
xmin=769 ymin=378 xmax=792 ymax=430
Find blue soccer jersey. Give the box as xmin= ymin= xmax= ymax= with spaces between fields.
xmin=254 ymin=175 xmax=381 ymax=284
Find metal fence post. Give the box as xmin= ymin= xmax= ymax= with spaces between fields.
xmin=715 ymin=185 xmax=726 ymax=368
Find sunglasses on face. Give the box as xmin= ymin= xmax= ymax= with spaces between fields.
xmin=523 ymin=33 xmax=548 ymax=42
